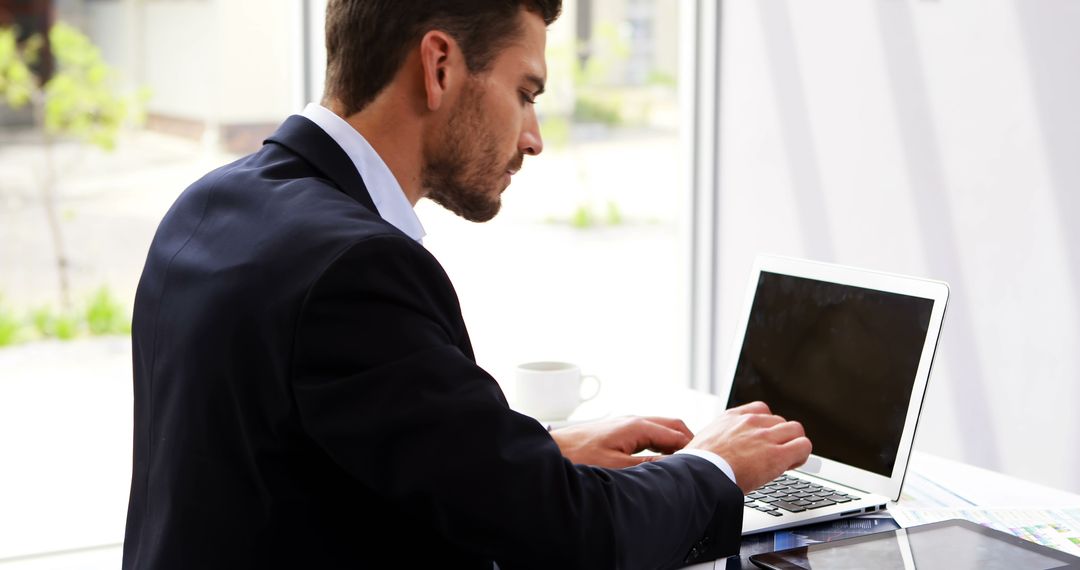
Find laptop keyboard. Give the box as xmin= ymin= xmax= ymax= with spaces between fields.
xmin=744 ymin=474 xmax=855 ymax=517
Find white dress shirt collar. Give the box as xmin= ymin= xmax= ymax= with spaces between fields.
xmin=299 ymin=103 xmax=425 ymax=243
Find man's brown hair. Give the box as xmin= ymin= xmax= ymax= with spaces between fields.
xmin=324 ymin=0 xmax=562 ymax=116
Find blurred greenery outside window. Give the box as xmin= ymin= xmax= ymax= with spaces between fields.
xmin=0 ymin=19 xmax=145 ymax=346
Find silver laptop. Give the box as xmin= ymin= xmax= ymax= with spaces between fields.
xmin=719 ymin=256 xmax=949 ymax=535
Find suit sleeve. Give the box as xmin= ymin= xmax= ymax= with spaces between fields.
xmin=290 ymin=235 xmax=744 ymax=569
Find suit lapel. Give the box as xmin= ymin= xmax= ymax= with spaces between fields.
xmin=263 ymin=115 xmax=379 ymax=213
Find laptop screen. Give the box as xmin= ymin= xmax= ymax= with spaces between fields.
xmin=726 ymin=271 xmax=935 ymax=477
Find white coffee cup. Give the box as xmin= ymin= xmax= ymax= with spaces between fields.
xmin=512 ymin=361 xmax=601 ymax=421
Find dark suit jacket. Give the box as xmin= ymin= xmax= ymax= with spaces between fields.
xmin=122 ymin=115 xmax=744 ymax=569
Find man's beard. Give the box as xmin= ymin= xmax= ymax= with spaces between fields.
xmin=423 ymin=80 xmax=523 ymax=223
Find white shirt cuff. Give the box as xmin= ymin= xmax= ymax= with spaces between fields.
xmin=674 ymin=449 xmax=737 ymax=485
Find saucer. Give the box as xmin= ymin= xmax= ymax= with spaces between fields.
xmin=543 ymin=406 xmax=610 ymax=429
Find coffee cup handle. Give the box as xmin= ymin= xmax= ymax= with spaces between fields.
xmin=579 ymin=374 xmax=601 ymax=403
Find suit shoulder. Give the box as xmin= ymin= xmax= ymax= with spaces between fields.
xmin=314 ymin=232 xmax=448 ymax=293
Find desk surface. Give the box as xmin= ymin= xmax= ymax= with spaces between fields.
xmin=901 ymin=451 xmax=1080 ymax=509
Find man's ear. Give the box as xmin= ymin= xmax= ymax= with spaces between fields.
xmin=419 ymin=30 xmax=461 ymax=112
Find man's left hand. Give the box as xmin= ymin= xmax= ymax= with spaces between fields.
xmin=550 ymin=416 xmax=694 ymax=468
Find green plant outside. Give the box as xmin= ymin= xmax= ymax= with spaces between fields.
xmin=539 ymin=114 xmax=570 ymax=149
xmin=45 ymin=23 xmax=150 ymax=150
xmin=573 ymin=95 xmax=622 ymax=126
xmin=0 ymin=287 xmax=131 ymax=348
xmin=0 ymin=298 xmax=20 ymax=347
xmin=30 ymin=306 xmax=55 ymax=337
xmin=554 ymin=200 xmax=627 ymax=230
xmin=54 ymin=312 xmax=80 ymax=340
xmin=86 ymin=286 xmax=131 ymax=335
xmin=1 ymin=22 xmax=149 ymax=150
xmin=0 ymin=27 xmax=38 ymax=108
xmin=1 ymin=22 xmax=149 ymax=312
xmin=31 ymin=305 xmax=80 ymax=340
xmin=646 ymin=70 xmax=677 ymax=88
xmin=571 ymin=204 xmax=596 ymax=229
xmin=606 ymin=201 xmax=624 ymax=226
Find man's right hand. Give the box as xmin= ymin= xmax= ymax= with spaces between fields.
xmin=686 ymin=401 xmax=812 ymax=494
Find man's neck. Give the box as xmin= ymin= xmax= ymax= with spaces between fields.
xmin=326 ymin=98 xmax=425 ymax=207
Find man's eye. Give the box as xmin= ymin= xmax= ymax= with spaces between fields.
xmin=520 ymin=91 xmax=536 ymax=105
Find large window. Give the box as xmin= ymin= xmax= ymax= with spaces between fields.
xmin=0 ymin=1 xmax=702 ymax=565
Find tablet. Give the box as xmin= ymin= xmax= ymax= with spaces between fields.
xmin=749 ymin=519 xmax=1080 ymax=569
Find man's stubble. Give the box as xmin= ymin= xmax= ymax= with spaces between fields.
xmin=423 ymin=79 xmax=523 ymax=223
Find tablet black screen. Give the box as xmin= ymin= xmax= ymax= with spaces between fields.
xmin=751 ymin=520 xmax=1080 ymax=569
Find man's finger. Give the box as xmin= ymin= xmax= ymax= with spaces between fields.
xmin=780 ymin=436 xmax=813 ymax=469
xmin=729 ymin=401 xmax=770 ymax=415
xmin=744 ymin=413 xmax=787 ymax=429
xmin=602 ymin=453 xmax=663 ymax=469
xmin=642 ymin=416 xmax=694 ymax=439
xmin=631 ymin=420 xmax=692 ymax=454
xmin=623 ymin=454 xmax=664 ymax=467
xmin=764 ymin=420 xmax=805 ymax=443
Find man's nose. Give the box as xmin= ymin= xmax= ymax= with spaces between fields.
xmin=519 ymin=112 xmax=544 ymax=156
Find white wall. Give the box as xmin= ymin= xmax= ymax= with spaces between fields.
xmin=715 ymin=0 xmax=1080 ymax=494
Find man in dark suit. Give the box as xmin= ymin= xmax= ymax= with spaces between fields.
xmin=122 ymin=1 xmax=812 ymax=568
